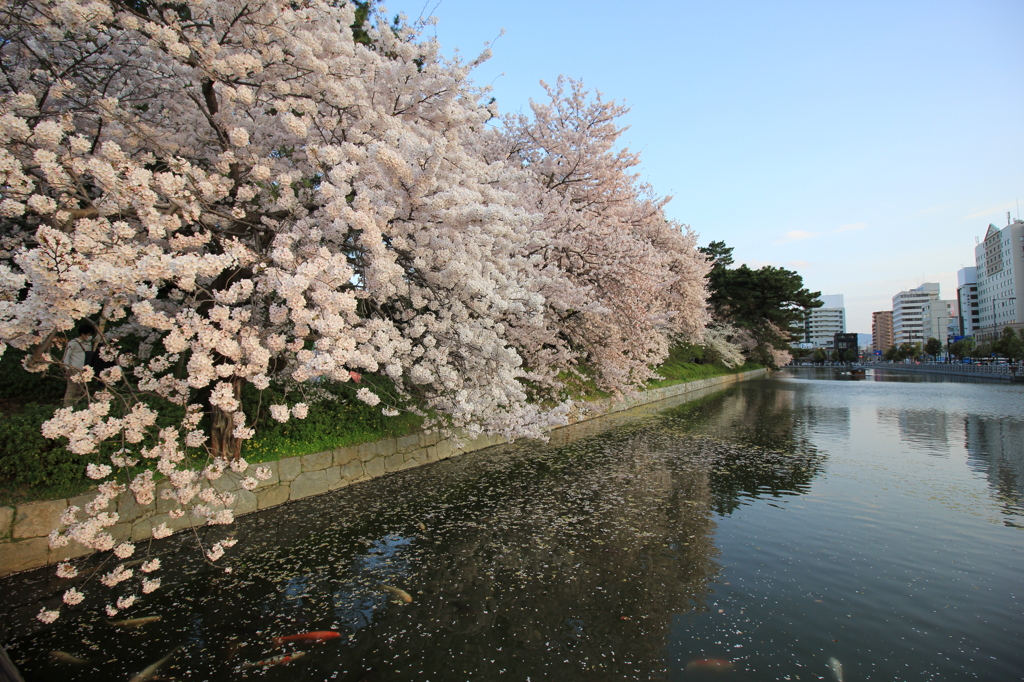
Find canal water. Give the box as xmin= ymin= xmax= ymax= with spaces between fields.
xmin=2 ymin=369 xmax=1022 ymax=681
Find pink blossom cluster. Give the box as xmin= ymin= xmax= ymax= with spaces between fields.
xmin=0 ymin=0 xmax=712 ymax=622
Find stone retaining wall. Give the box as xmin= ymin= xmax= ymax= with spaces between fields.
xmin=0 ymin=369 xmax=766 ymax=577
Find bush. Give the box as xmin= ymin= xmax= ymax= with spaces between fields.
xmin=0 ymin=348 xmax=65 ymax=402
xmin=0 ymin=403 xmax=98 ymax=496
xmin=241 ymin=378 xmax=422 ymax=462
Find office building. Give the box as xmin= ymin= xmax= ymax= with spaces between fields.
xmin=974 ymin=218 xmax=1024 ymax=343
xmin=833 ymin=332 xmax=859 ymax=360
xmin=920 ymin=299 xmax=957 ymax=343
xmin=892 ymin=283 xmax=940 ymax=346
xmin=956 ymin=267 xmax=979 ymax=337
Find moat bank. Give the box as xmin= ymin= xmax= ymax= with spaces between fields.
xmin=0 ymin=368 xmax=767 ymax=577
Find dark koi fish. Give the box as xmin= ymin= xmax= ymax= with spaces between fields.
xmin=685 ymin=658 xmax=734 ymax=672
xmin=49 ymin=651 xmax=91 ymax=665
xmin=107 ymin=615 xmax=161 ymax=629
xmin=271 ymin=631 xmax=342 ymax=646
xmin=128 ymin=646 xmax=180 ymax=682
xmin=242 ymin=651 xmax=306 ymax=668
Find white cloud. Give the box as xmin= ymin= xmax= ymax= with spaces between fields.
xmin=963 ymin=201 xmax=1017 ymax=220
xmin=775 ymin=230 xmax=817 ymax=245
xmin=834 ymin=222 xmax=867 ymax=233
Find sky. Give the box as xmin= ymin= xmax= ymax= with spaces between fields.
xmin=384 ymin=0 xmax=1024 ymax=334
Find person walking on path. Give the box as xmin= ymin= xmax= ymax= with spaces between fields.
xmin=62 ymin=324 xmax=95 ymax=407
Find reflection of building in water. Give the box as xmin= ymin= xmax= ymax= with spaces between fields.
xmin=877 ymin=408 xmax=952 ymax=455
xmin=964 ymin=415 xmax=1024 ymax=520
xmin=799 ymin=404 xmax=851 ymax=439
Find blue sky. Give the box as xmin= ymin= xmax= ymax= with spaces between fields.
xmin=386 ymin=0 xmax=1024 ymax=334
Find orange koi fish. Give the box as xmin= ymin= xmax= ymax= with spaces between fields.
xmin=685 ymin=658 xmax=734 ymax=672
xmin=242 ymin=651 xmax=307 ymax=668
xmin=271 ymin=631 xmax=342 ymax=646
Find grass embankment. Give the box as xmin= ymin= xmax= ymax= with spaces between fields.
xmin=0 ymin=347 xmax=761 ymax=506
xmin=650 ymin=345 xmax=762 ymax=388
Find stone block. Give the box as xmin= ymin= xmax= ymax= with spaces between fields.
xmin=0 ymin=537 xmax=51 ymax=576
xmin=234 ymin=490 xmax=258 ymax=516
xmin=356 ymin=442 xmax=375 ymax=462
xmin=108 ymin=521 xmax=133 ymax=544
xmin=145 ymin=511 xmax=195 ymax=535
xmin=290 ymin=470 xmax=330 ymax=500
xmin=211 ymin=473 xmax=241 ymax=494
xmin=117 ymin=494 xmax=155 ymax=525
xmin=396 ymin=434 xmax=419 ymax=453
xmin=14 ymin=499 xmax=67 ymax=539
xmin=384 ymin=452 xmax=405 ymax=473
xmin=435 ymin=439 xmax=459 ymax=460
xmin=323 ymin=466 xmax=345 ymax=491
xmin=333 ymin=446 xmax=358 ymax=467
xmin=377 ymin=438 xmax=398 ymax=457
xmin=342 ymin=459 xmax=365 ymax=482
xmin=257 ymin=485 xmax=290 ymax=510
xmin=301 ymin=450 xmax=333 ymax=472
xmin=364 ymin=456 xmax=386 ymax=479
xmin=68 ymin=491 xmax=98 ymax=511
xmin=0 ymin=506 xmax=13 ymax=538
xmin=131 ymin=520 xmax=156 ymax=542
xmin=50 ymin=538 xmax=94 ymax=563
xmin=421 ymin=445 xmax=438 ymax=464
xmin=155 ymin=481 xmax=176 ymax=513
xmin=398 ymin=457 xmax=419 ymax=472
xmin=255 ymin=460 xmax=279 ymax=489
xmin=278 ymin=456 xmax=302 ymax=482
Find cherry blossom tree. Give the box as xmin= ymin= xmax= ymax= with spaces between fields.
xmin=0 ymin=1 xmax=711 ymax=622
xmin=494 ymin=77 xmax=710 ymax=393
xmin=0 ymin=0 xmax=573 ymax=619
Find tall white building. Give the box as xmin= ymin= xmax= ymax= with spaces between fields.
xmin=803 ymin=294 xmax=845 ymax=348
xmin=974 ymin=218 xmax=1024 ymax=343
xmin=956 ymin=267 xmax=979 ymax=338
xmin=892 ymin=283 xmax=940 ymax=346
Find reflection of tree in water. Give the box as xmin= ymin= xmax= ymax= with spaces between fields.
xmin=371 ymin=429 xmax=721 ymax=681
xmin=659 ymin=387 xmax=826 ymax=516
xmin=964 ymin=415 xmax=1024 ymax=526
xmin=3 ymin=414 xmax=724 ymax=682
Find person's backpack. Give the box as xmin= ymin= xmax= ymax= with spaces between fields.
xmin=85 ymin=342 xmax=115 ymax=374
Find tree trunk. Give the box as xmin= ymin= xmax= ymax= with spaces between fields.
xmin=209 ymin=377 xmax=245 ymax=461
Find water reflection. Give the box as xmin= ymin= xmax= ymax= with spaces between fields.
xmin=4 ymin=395 xmax=764 ymax=681
xmin=964 ymin=415 xmax=1024 ymax=524
xmin=4 ymin=374 xmax=1023 ymax=681
xmin=877 ymin=408 xmax=952 ymax=455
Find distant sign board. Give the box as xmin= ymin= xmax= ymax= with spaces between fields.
xmin=874 ymin=350 xmax=882 ymax=355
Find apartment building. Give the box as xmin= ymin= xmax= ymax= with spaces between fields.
xmin=871 ymin=311 xmax=893 ymax=354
